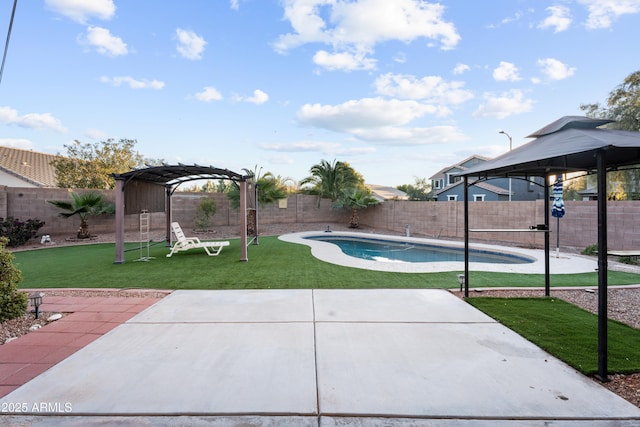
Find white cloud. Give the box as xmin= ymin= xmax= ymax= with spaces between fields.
xmin=45 ymin=0 xmax=115 ymax=24
xmin=84 ymin=128 xmax=108 ymax=140
xmin=274 ymin=0 xmax=460 ymax=59
xmin=194 ymin=86 xmax=223 ymax=102
xmin=230 ymin=0 xmax=240 ymax=10
xmin=492 ymin=61 xmax=521 ymax=82
xmin=374 ymin=73 xmax=473 ymax=105
xmin=80 ymin=26 xmax=128 ymax=57
xmin=235 ymin=89 xmax=269 ymax=105
xmin=352 ymin=125 xmax=467 ymax=145
xmin=0 ymin=138 xmax=33 ymax=149
xmin=536 ymin=58 xmax=576 ymax=80
xmin=247 ymin=89 xmax=270 ymax=104
xmin=538 ymin=5 xmax=572 ymax=32
xmin=99 ymin=76 xmax=165 ymax=89
xmin=0 ymin=106 xmax=67 ymax=133
xmin=176 ymin=29 xmax=207 ymax=60
xmin=260 ymin=141 xmax=342 ymax=152
xmin=579 ymin=0 xmax=640 ymax=29
xmin=313 ymin=50 xmax=376 ymax=71
xmin=297 ymin=97 xmax=441 ymax=132
xmin=473 ymin=89 xmax=534 ymax=119
xmin=453 ymin=63 xmax=470 ymax=75
xmin=295 ymin=97 xmax=464 ymax=145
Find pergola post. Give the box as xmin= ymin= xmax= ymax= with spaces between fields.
xmin=114 ymin=177 xmax=125 ymax=264
xmin=165 ymin=185 xmax=172 ymax=247
xmin=239 ymin=180 xmax=248 ymax=261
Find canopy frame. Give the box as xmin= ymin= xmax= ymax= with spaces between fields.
xmin=460 ymin=116 xmax=640 ymax=382
xmin=112 ymin=164 xmax=249 ymax=264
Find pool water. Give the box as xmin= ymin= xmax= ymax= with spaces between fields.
xmin=306 ymin=236 xmax=533 ymax=264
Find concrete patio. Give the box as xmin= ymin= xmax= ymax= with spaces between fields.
xmin=1 ymin=289 xmax=639 ymax=426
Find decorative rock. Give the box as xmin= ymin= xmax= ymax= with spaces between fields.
xmin=5 ymin=337 xmax=18 ymax=343
xmin=47 ymin=313 xmax=63 ymax=322
xmin=29 ymin=324 xmax=42 ymax=331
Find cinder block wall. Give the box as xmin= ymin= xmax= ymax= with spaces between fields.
xmin=1 ymin=186 xmax=639 ymax=251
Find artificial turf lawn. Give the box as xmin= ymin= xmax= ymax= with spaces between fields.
xmin=467 ymin=297 xmax=640 ymax=375
xmin=12 ymin=235 xmax=640 ymax=290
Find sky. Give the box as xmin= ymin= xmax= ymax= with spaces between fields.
xmin=0 ymin=0 xmax=639 ymax=187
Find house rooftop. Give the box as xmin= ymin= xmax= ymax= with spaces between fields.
xmin=0 ymin=146 xmax=58 ymax=187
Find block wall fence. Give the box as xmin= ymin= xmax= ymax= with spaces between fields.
xmin=1 ymin=186 xmax=639 ymax=251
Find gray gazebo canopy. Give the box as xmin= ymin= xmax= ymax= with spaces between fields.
xmin=460 ymin=116 xmax=640 ymax=381
xmin=112 ymin=164 xmax=249 ymax=265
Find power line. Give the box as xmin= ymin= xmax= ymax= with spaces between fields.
xmin=0 ymin=0 xmax=18 ymax=87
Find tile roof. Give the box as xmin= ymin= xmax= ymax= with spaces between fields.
xmin=0 ymin=146 xmax=58 ymax=187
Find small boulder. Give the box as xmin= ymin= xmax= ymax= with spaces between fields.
xmin=29 ymin=324 xmax=42 ymax=331
xmin=47 ymin=313 xmax=63 ymax=322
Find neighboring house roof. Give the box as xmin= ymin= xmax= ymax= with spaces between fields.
xmin=366 ymin=184 xmax=408 ymax=201
xmin=435 ymin=180 xmax=509 ymax=196
xmin=429 ymin=155 xmax=490 ymax=180
xmin=0 ymin=146 xmax=58 ymax=187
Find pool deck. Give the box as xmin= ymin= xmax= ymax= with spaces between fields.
xmin=280 ymin=231 xmax=598 ymax=274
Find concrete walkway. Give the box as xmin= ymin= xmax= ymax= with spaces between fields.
xmin=1 ymin=289 xmax=639 ymax=426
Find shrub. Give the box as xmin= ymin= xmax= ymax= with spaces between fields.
xmin=194 ymin=197 xmax=217 ymax=231
xmin=0 ymin=217 xmax=45 ymax=247
xmin=0 ymin=237 xmax=27 ymax=322
xmin=581 ymin=244 xmax=598 ymax=256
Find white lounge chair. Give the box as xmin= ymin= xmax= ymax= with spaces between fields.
xmin=167 ymin=222 xmax=230 ymax=257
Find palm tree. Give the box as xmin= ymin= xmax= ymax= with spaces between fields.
xmin=227 ymin=167 xmax=290 ymax=209
xmin=301 ymin=159 xmax=361 ymax=205
xmin=333 ymin=188 xmax=380 ymax=228
xmin=48 ymin=191 xmax=115 ymax=239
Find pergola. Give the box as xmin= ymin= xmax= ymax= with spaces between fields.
xmin=460 ymin=116 xmax=640 ymax=381
xmin=112 ymin=164 xmax=248 ymax=264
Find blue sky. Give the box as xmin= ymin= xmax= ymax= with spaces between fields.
xmin=0 ymin=0 xmax=638 ymax=187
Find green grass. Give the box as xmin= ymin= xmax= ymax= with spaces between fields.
xmin=12 ymin=236 xmax=640 ymax=290
xmin=467 ymin=297 xmax=640 ymax=375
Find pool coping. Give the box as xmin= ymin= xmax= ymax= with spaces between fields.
xmin=279 ymin=230 xmax=599 ymax=274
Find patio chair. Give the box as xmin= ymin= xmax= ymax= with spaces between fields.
xmin=167 ymin=222 xmax=230 ymax=257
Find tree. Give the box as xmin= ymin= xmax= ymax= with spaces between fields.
xmin=52 ymin=139 xmax=157 ymax=189
xmin=48 ymin=191 xmax=115 ymax=239
xmin=300 ymin=159 xmax=364 ymax=204
xmin=0 ymin=237 xmax=28 ymax=322
xmin=581 ymin=71 xmax=640 ymax=132
xmin=397 ymin=177 xmax=432 ymax=201
xmin=580 ymin=70 xmax=640 ymax=199
xmin=227 ymin=166 xmax=289 ymax=209
xmin=333 ymin=188 xmax=380 ymax=228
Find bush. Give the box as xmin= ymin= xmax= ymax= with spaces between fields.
xmin=194 ymin=197 xmax=217 ymax=231
xmin=0 ymin=237 xmax=27 ymax=322
xmin=581 ymin=244 xmax=598 ymax=256
xmin=0 ymin=217 xmax=45 ymax=247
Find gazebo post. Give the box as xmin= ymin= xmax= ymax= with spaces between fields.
xmin=596 ymin=150 xmax=609 ymax=382
xmin=544 ymin=174 xmax=550 ymax=296
xmin=239 ymin=180 xmax=248 ymax=261
xmin=463 ymin=175 xmax=469 ymax=298
xmin=114 ymin=177 xmax=125 ymax=264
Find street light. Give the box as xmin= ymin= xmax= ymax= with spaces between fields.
xmin=499 ymin=130 xmax=513 ymax=201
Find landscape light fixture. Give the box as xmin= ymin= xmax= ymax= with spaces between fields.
xmin=29 ymin=292 xmax=44 ymax=319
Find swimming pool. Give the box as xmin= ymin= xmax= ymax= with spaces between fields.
xmin=305 ymin=235 xmax=533 ymax=264
xmin=279 ymin=231 xmax=602 ymax=274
